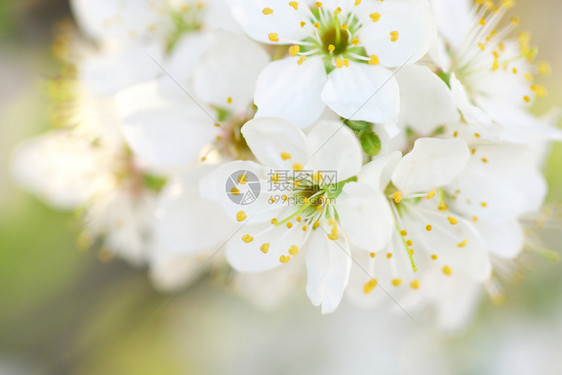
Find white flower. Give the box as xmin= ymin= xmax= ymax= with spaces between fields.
xmin=200 ymin=117 xmax=394 ymax=313
xmin=115 ymin=30 xmax=270 ymax=171
xmin=12 ymin=126 xmax=160 ymax=264
xmin=227 ymin=0 xmax=436 ymax=127
xmin=347 ymin=138 xmax=492 ymax=308
xmin=429 ymin=0 xmax=562 ymax=142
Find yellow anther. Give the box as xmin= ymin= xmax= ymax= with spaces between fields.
xmin=314 ymin=22 xmax=320 ymax=28
xmin=280 ymin=152 xmax=292 ymax=160
xmin=391 ymin=191 xmax=403 ymax=203
xmin=472 ymin=216 xmax=479 ymax=222
xmin=297 ymin=56 xmax=307 ymax=65
xmin=481 ymin=202 xmax=488 ymax=207
xmin=523 ymin=95 xmax=531 ymax=103
xmin=289 ymin=1 xmax=298 ymax=10
xmin=364 ymin=279 xmax=377 ymax=293
xmin=400 ymin=230 xmax=407 ymax=236
xmin=271 ymin=173 xmax=280 ymax=184
xmin=341 ymin=23 xmax=348 ymax=31
xmin=334 ymin=7 xmax=341 ymax=15
xmin=312 ymin=171 xmax=322 ymax=183
xmin=406 ymin=240 xmax=413 ymax=246
xmin=482 ymin=157 xmax=488 ymax=163
xmin=230 ymin=187 xmax=240 ymax=196
xmin=426 ymin=225 xmax=432 ymax=231
xmin=351 ymin=38 xmax=359 ymax=45
xmin=328 ymin=44 xmax=335 ymax=52
xmin=271 ymin=218 xmax=278 ymax=224
xmin=238 ymin=173 xmax=247 ymax=184
xmin=262 ymin=7 xmax=273 ymax=15
xmin=369 ymin=13 xmax=381 ymax=22
xmin=268 ymin=33 xmax=279 ymax=42
xmin=390 ymin=31 xmax=399 ymax=42
xmin=457 ymin=239 xmax=468 ymax=248
xmin=286 ymin=222 xmax=293 ymax=229
xmin=391 ymin=278 xmax=402 ymax=287
xmin=431 ymin=254 xmax=438 ymax=260
xmin=474 ymin=132 xmax=481 ymax=138
xmin=316 ymin=1 xmax=322 ymax=7
xmin=368 ymin=55 xmax=379 ymax=65
xmin=426 ymin=190 xmax=436 ymax=199
xmin=260 ymin=243 xmax=270 ymax=254
xmin=438 ymin=202 xmax=449 ymax=211
xmin=292 ymin=163 xmax=303 ymax=171
xmin=302 ymin=225 xmax=307 ymax=231
xmin=280 ymin=255 xmax=291 ymax=263
xmin=300 ymin=21 xmax=306 ymax=28
xmin=479 ymin=18 xmax=486 ymax=26
xmin=442 ymin=265 xmax=452 ymax=276
xmin=410 ymin=279 xmax=420 ymax=290
xmin=386 ymin=253 xmax=393 ymax=259
xmin=227 ymin=96 xmax=233 ymax=104
xmin=538 ymin=61 xmax=551 ymax=75
xmin=313 ymin=221 xmax=320 ymax=229
xmin=478 ymin=42 xmax=486 ymax=51
xmin=236 ymin=211 xmax=247 ymax=222
xmin=289 ymin=245 xmax=299 ymax=255
xmin=370 ymin=252 xmax=376 ymax=258
xmin=447 ymin=216 xmax=458 ymax=225
xmin=354 ymin=0 xmax=361 ymax=5
xmin=242 ymin=234 xmax=254 ymax=243
xmin=288 ymin=45 xmax=300 ymax=56
xmin=296 ymin=216 xmax=302 ymax=223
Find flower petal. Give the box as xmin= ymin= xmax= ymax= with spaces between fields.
xmin=396 ymin=65 xmax=459 ymax=135
xmin=116 ymin=80 xmax=219 ymax=170
xmin=226 ymin=0 xmax=310 ymax=44
xmin=305 ymin=228 xmax=352 ymax=314
xmin=322 ymin=63 xmax=399 ymax=124
xmin=358 ymin=0 xmax=437 ymax=67
xmin=241 ymin=117 xmax=307 ymax=169
xmin=305 ymin=120 xmax=363 ymax=181
xmin=337 ymin=182 xmax=394 ymax=253
xmin=474 ymin=220 xmax=524 ymax=259
xmin=255 ymin=56 xmax=327 ymax=128
xmin=392 ymin=138 xmax=470 ymax=194
xmin=193 ymin=30 xmax=270 ymax=113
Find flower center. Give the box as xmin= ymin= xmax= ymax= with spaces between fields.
xmin=321 ymin=27 xmax=349 ymax=55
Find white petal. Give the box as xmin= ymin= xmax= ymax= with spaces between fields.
xmin=396 ymin=65 xmax=459 ymax=134
xmin=255 ymin=57 xmax=327 ymax=128
xmin=305 ymin=121 xmax=363 ymax=181
xmin=226 ymin=222 xmax=306 ymax=272
xmin=357 ymin=151 xmax=402 ymax=191
xmin=404 ymin=203 xmax=492 ymax=281
xmin=193 ymin=30 xmax=270 ymax=113
xmin=71 ymin=0 xmax=169 ymax=42
xmin=80 ymin=43 xmax=163 ymax=95
xmin=337 ymin=182 xmax=394 ymax=253
xmin=116 ymin=80 xmax=219 ymax=170
xmin=163 ymin=32 xmax=210 ymax=85
xmin=392 ymin=138 xmax=469 ymax=194
xmin=153 ymin=167 xmax=238 ymax=256
xmin=305 ymin=229 xmax=352 ymax=314
xmin=226 ymin=0 xmax=310 ymax=44
xmin=358 ymin=0 xmax=437 ymax=67
xmin=447 ymin=143 xmax=547 ymax=223
xmin=241 ymin=118 xmax=307 ymax=169
xmin=322 ymin=63 xmax=399 ymax=123
xmin=449 ymin=74 xmax=502 ymax=139
xmin=11 ymin=131 xmax=103 ymax=209
xmin=429 ymin=0 xmax=473 ymax=50
xmin=475 ymin=220 xmax=524 ymax=259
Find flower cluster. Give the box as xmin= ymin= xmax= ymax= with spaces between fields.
xmin=13 ymin=0 xmax=561 ymax=327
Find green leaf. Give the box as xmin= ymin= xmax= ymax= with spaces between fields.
xmin=360 ymin=131 xmax=381 ymax=156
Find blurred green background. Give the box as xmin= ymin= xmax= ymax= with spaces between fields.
xmin=0 ymin=1 xmax=560 ymax=374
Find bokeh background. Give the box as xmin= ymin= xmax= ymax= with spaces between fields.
xmin=0 ymin=1 xmax=561 ymax=374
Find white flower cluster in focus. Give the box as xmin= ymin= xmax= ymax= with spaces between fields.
xmin=12 ymin=0 xmax=562 ymax=328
